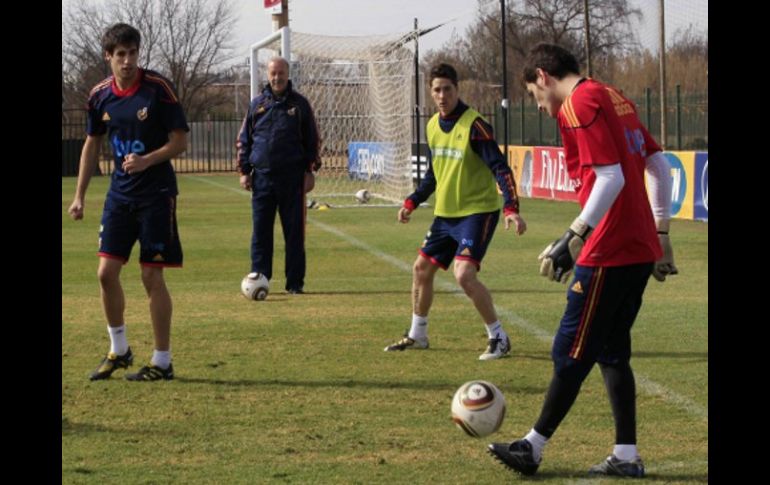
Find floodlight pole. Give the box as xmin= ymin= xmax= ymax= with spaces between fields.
xmin=583 ymin=0 xmax=592 ymax=76
xmin=500 ymin=0 xmax=509 ymax=159
xmin=272 ymin=0 xmax=288 ymax=31
xmin=659 ymin=0 xmax=668 ymax=149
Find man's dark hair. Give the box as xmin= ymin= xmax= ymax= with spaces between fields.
xmin=522 ymin=43 xmax=580 ymax=84
xmin=429 ymin=63 xmax=459 ymax=86
xmin=101 ymin=23 xmax=141 ymax=55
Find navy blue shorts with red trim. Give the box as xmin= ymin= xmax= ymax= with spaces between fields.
xmin=419 ymin=210 xmax=499 ymax=270
xmin=98 ymin=194 xmax=183 ymax=267
xmin=551 ymin=262 xmax=653 ymax=374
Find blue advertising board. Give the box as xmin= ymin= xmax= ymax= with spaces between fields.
xmin=693 ymin=152 xmax=708 ymax=221
xmin=348 ymin=142 xmax=393 ymax=180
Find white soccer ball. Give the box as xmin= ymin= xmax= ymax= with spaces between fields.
xmin=451 ymin=380 xmax=506 ymax=438
xmin=241 ymin=272 xmax=269 ymax=300
xmin=355 ymin=189 xmax=371 ymax=204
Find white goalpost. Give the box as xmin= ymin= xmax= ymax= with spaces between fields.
xmin=250 ymin=28 xmax=416 ymax=207
xmin=249 ymin=26 xmax=290 ymax=101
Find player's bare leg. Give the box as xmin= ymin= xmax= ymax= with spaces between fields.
xmin=141 ymin=266 xmax=172 ymax=352
xmin=97 ymin=257 xmax=125 ymax=326
xmin=90 ymin=257 xmax=133 ymax=380
xmin=454 ymin=260 xmax=510 ymax=360
xmin=413 ymin=254 xmax=439 ymax=316
xmin=384 ymin=254 xmax=438 ymax=351
xmin=123 ymin=266 xmax=175 ymax=381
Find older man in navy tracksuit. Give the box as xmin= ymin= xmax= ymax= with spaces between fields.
xmin=237 ymin=57 xmax=321 ymax=294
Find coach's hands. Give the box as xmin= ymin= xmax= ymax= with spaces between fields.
xmin=240 ymin=174 xmax=252 ymax=191
xmin=539 ymin=217 xmax=592 ymax=283
xmin=304 ymin=172 xmax=315 ymax=193
xmin=652 ymin=219 xmax=678 ymax=282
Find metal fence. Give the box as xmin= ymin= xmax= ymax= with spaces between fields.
xmin=61 ymin=110 xmax=243 ymax=176
xmin=62 ymin=90 xmax=707 ymax=176
xmin=425 ymin=90 xmax=707 ymax=151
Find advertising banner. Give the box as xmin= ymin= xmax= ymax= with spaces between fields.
xmin=693 ymin=152 xmax=708 ymax=221
xmin=502 ymin=145 xmax=708 ymax=221
xmin=348 ymin=142 xmax=392 ymax=180
xmin=530 ymin=147 xmax=579 ymax=202
xmin=665 ymin=151 xmax=694 ymax=220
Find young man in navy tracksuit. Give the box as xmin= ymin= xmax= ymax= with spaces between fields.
xmin=237 ymin=57 xmax=321 ymax=294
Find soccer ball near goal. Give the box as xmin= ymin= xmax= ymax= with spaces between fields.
xmin=355 ymin=189 xmax=371 ymax=204
xmin=241 ymin=272 xmax=269 ymax=300
xmin=451 ymin=380 xmax=506 ymax=438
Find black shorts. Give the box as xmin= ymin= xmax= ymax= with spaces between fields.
xmin=98 ymin=195 xmax=183 ymax=267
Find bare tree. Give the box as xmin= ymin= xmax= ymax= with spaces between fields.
xmin=423 ymin=0 xmax=642 ymax=107
xmin=603 ymin=25 xmax=707 ymax=97
xmin=62 ymin=0 xmax=237 ymax=118
xmin=62 ymin=2 xmax=110 ymax=109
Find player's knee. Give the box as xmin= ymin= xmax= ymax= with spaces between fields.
xmin=140 ymin=266 xmax=165 ymax=290
xmin=413 ymin=258 xmax=432 ymax=281
xmin=97 ymin=263 xmax=120 ymax=287
xmin=453 ymin=265 xmax=477 ymax=291
xmin=553 ymin=353 xmax=593 ymax=383
xmin=598 ymin=358 xmax=631 ymax=373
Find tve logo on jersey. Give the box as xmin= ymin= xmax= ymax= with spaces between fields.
xmin=664 ymin=153 xmax=687 ymax=217
xmin=112 ymin=135 xmax=146 ymax=158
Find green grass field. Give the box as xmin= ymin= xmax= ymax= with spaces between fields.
xmin=62 ymin=174 xmax=707 ymax=484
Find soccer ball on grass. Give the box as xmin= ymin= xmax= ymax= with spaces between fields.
xmin=241 ymin=272 xmax=269 ymax=300
xmin=451 ymin=380 xmax=506 ymax=438
xmin=355 ymin=189 xmax=371 ymax=204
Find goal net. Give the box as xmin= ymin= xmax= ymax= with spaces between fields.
xmin=254 ymin=30 xmax=416 ymax=207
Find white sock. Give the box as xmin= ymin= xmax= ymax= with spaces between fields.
xmin=613 ymin=444 xmax=639 ymax=461
xmin=108 ymin=324 xmax=128 ymax=355
xmin=151 ymin=350 xmax=171 ymax=369
xmin=408 ymin=314 xmax=428 ymax=339
xmin=524 ymin=428 xmax=548 ymax=462
xmin=485 ymin=320 xmax=505 ymax=339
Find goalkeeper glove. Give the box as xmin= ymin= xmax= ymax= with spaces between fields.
xmin=539 ymin=218 xmax=593 ymax=283
xmin=652 ymin=219 xmax=678 ymax=282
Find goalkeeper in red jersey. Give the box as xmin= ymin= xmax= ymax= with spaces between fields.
xmin=488 ymin=43 xmax=677 ymax=479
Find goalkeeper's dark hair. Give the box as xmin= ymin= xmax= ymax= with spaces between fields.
xmin=522 ymin=44 xmax=580 ymax=85
xmin=102 ymin=23 xmax=141 ymax=55
xmin=430 ymin=63 xmax=459 ymax=86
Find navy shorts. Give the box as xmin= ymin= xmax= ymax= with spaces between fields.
xmin=551 ymin=262 xmax=653 ymax=374
xmin=419 ymin=210 xmax=499 ymax=270
xmin=98 ymin=195 xmax=183 ymax=267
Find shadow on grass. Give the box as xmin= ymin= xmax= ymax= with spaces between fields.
xmin=266 ymin=288 xmax=565 ymax=297
xmin=510 ymin=351 xmax=552 ymax=362
xmin=490 ymin=465 xmax=707 ymax=482
xmin=174 ymin=376 xmax=548 ymax=394
xmin=633 ymin=351 xmax=708 ymax=362
xmin=643 ymin=472 xmax=709 ymax=483
xmin=62 ymin=416 xmax=112 ymax=435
